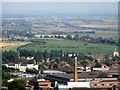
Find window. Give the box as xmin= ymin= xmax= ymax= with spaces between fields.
xmin=39 ymin=84 xmax=48 ymax=86
xmin=102 ymin=84 xmax=104 ymax=86
xmin=95 ymin=84 xmax=97 ymax=86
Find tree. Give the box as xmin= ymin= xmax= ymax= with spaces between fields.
xmin=66 ymin=34 xmax=72 ymax=40
xmin=8 ymin=79 xmax=27 ymax=90
xmin=68 ymin=59 xmax=74 ymax=66
xmin=94 ymin=62 xmax=102 ymax=68
xmin=74 ymin=34 xmax=79 ymax=40
xmin=43 ymin=50 xmax=49 ymax=61
xmin=55 ymin=58 xmax=60 ymax=63
xmin=65 ymin=52 xmax=69 ymax=62
xmin=2 ymin=72 xmax=11 ymax=80
xmin=77 ymin=53 xmax=85 ymax=61
xmin=80 ymin=61 xmax=87 ymax=68
xmin=86 ymin=56 xmax=93 ymax=61
xmin=105 ymin=55 xmax=109 ymax=60
xmin=50 ymin=50 xmax=56 ymax=60
xmin=35 ymin=51 xmax=44 ymax=63
xmin=26 ymin=68 xmax=39 ymax=74
xmin=113 ymin=56 xmax=119 ymax=61
xmin=104 ymin=60 xmax=110 ymax=66
xmin=2 ymin=65 xmax=16 ymax=73
xmin=61 ymin=52 xmax=66 ymax=61
xmin=2 ymin=50 xmax=18 ymax=63
xmin=53 ymin=64 xmax=59 ymax=69
xmin=2 ymin=65 xmax=8 ymax=71
xmin=40 ymin=70 xmax=44 ymax=74
xmin=19 ymin=50 xmax=35 ymax=57
xmin=94 ymin=60 xmax=98 ymax=63
xmin=28 ymin=60 xmax=34 ymax=64
xmin=39 ymin=64 xmax=47 ymax=70
xmin=2 ymin=80 xmax=9 ymax=87
xmin=33 ymin=82 xmax=40 ymax=89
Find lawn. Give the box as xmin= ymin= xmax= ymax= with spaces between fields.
xmin=19 ymin=38 xmax=118 ymax=56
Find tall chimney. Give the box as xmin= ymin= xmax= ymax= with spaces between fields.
xmin=74 ymin=57 xmax=78 ymax=82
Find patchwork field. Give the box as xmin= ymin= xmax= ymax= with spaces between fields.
xmin=31 ymin=18 xmax=118 ymax=38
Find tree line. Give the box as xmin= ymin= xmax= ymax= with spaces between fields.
xmin=2 ymin=50 xmax=95 ymax=64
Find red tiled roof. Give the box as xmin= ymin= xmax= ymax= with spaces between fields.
xmin=101 ymin=64 xmax=107 ymax=66
xmin=91 ymin=81 xmax=119 ymax=84
xmin=91 ymin=56 xmax=105 ymax=59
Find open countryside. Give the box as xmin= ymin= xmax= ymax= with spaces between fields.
xmin=17 ymin=38 xmax=118 ymax=55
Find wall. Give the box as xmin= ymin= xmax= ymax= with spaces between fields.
xmin=57 ymin=82 xmax=90 ymax=89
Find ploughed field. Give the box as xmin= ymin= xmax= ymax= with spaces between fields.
xmin=1 ymin=41 xmax=29 ymax=51
xmin=18 ymin=38 xmax=118 ymax=55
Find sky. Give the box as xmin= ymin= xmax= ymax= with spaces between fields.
xmin=1 ymin=0 xmax=120 ymax=2
xmin=2 ymin=2 xmax=118 ymax=17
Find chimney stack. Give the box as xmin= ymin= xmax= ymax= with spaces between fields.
xmin=74 ymin=57 xmax=78 ymax=82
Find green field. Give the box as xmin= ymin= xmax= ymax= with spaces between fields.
xmin=90 ymin=32 xmax=118 ymax=38
xmin=19 ymin=38 xmax=118 ymax=55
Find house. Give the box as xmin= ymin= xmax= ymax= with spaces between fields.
xmin=77 ymin=60 xmax=94 ymax=72
xmin=37 ymin=81 xmax=51 ymax=90
xmin=93 ymin=64 xmax=109 ymax=71
xmin=44 ymin=74 xmax=70 ymax=86
xmin=34 ymin=34 xmax=67 ymax=38
xmin=113 ymin=48 xmax=119 ymax=56
xmin=86 ymin=66 xmax=92 ymax=72
xmin=113 ymin=52 xmax=119 ymax=56
xmin=7 ymin=78 xmax=14 ymax=83
xmin=90 ymin=81 xmax=120 ymax=88
xmin=101 ymin=64 xmax=108 ymax=68
xmin=18 ymin=73 xmax=35 ymax=78
xmin=90 ymin=55 xmax=105 ymax=62
xmin=87 ymin=61 xmax=95 ymax=67
xmin=59 ymin=61 xmax=67 ymax=67
xmin=43 ymin=70 xmax=66 ymax=74
xmin=3 ymin=64 xmax=38 ymax=72
xmin=29 ymin=74 xmax=69 ymax=89
xmin=29 ymin=76 xmax=52 ymax=90
xmin=77 ymin=66 xmax=84 ymax=72
xmin=58 ymin=82 xmax=90 ymax=89
xmin=26 ymin=56 xmax=34 ymax=60
xmin=111 ymin=63 xmax=119 ymax=68
xmin=77 ymin=66 xmax=91 ymax=72
xmin=46 ymin=58 xmax=50 ymax=62
xmin=68 ymin=54 xmax=76 ymax=57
